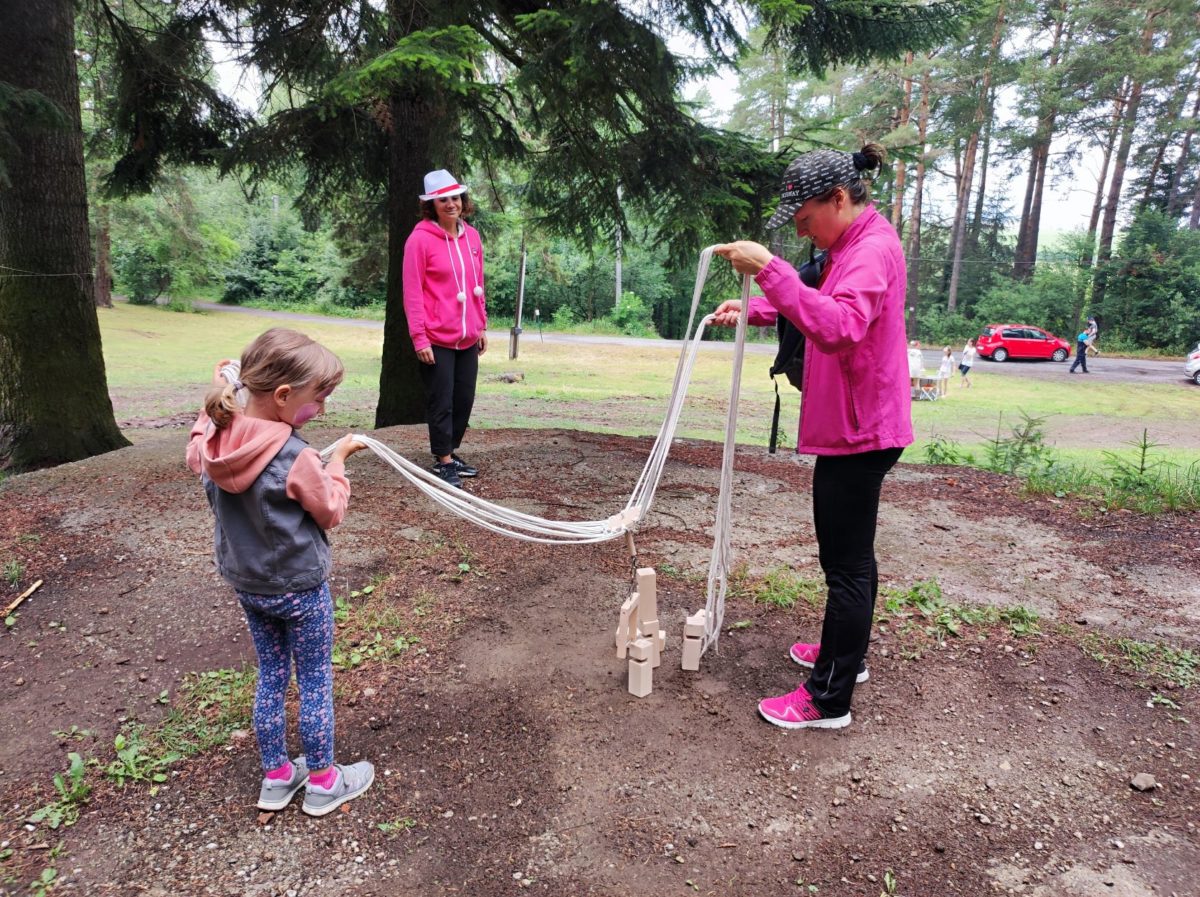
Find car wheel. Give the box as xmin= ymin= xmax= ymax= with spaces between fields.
xmin=993 ymin=347 xmax=1009 ymax=362
xmin=1193 ymin=370 xmax=1200 ymax=385
xmin=1052 ymin=348 xmax=1068 ymax=362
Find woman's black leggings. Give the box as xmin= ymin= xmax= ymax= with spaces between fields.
xmin=805 ymin=446 xmax=903 ymax=716
xmin=417 ymin=344 xmax=479 ymax=458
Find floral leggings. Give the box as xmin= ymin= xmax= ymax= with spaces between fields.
xmin=236 ymin=582 xmax=335 ymax=771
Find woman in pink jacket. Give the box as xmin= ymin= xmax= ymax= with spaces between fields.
xmin=403 ymin=169 xmax=489 ymax=488
xmin=713 ymin=144 xmax=913 ymax=731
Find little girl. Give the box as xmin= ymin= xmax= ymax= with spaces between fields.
xmin=937 ymin=345 xmax=955 ymax=396
xmin=959 ymin=337 xmax=977 ymax=388
xmin=186 ymin=328 xmax=374 ymax=817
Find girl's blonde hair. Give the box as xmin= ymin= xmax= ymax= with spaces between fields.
xmin=205 ymin=328 xmax=345 ymax=429
xmin=943 ymin=345 xmax=952 ymax=355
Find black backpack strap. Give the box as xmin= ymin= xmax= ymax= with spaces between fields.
xmin=769 ymin=376 xmax=781 ymax=455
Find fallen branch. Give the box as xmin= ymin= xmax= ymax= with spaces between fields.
xmin=3 ymin=579 xmax=42 ymax=616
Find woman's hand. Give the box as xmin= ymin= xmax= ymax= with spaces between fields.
xmin=416 ymin=347 xmax=435 ymax=365
xmin=212 ymin=359 xmax=234 ymax=386
xmin=714 ymin=241 xmax=773 ymax=276
xmin=330 ymin=435 xmax=368 ymax=464
xmin=711 ymin=299 xmax=742 ymax=328
xmin=478 ymin=332 xmax=488 ymax=355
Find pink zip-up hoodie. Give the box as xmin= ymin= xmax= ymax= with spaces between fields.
xmin=746 ymin=205 xmax=913 ymax=456
xmin=186 ymin=411 xmax=350 ymax=529
xmin=402 ymin=219 xmax=487 ymax=352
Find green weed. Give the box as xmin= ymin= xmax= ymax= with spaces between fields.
xmin=28 ymin=867 xmax=57 ymax=897
xmin=732 ymin=566 xmax=824 ymax=610
xmin=1081 ymin=635 xmax=1197 ymax=689
xmin=29 ymin=753 xmax=90 ymax=830
xmin=153 ymin=666 xmax=256 ymax=757
xmin=376 ymin=817 xmax=417 ymax=834
xmin=3 ymin=559 xmax=23 ymax=587
xmin=105 ymin=729 xmax=181 ymax=787
xmin=880 ymin=579 xmax=1041 ymax=643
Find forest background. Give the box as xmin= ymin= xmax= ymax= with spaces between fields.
xmin=94 ymin=1 xmax=1200 ymax=354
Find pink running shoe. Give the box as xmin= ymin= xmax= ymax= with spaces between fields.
xmin=758 ymin=684 xmax=851 ymax=730
xmin=789 ymin=641 xmax=869 ymax=684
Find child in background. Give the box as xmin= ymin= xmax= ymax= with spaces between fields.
xmin=959 ymin=337 xmax=977 ymax=388
xmin=937 ymin=346 xmax=955 ymax=396
xmin=187 ymin=328 xmax=374 ymax=817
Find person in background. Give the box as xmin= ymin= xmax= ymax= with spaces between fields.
xmin=403 ymin=169 xmax=488 ymax=488
xmin=937 ymin=345 xmax=956 ymax=397
xmin=959 ymin=337 xmax=977 ymax=387
xmin=711 ymin=143 xmax=912 ymax=730
xmin=1069 ymin=324 xmax=1090 ymax=373
xmin=908 ymin=339 xmax=925 ymax=388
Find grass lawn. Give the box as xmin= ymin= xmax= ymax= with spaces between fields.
xmin=99 ymin=304 xmax=1199 ymax=470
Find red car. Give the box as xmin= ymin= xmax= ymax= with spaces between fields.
xmin=976 ymin=324 xmax=1071 ymax=362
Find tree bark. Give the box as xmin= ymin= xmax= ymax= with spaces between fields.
xmin=0 ymin=0 xmax=129 ymax=469
xmin=968 ymin=82 xmax=996 ymax=252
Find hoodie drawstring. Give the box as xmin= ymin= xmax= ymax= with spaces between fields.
xmin=444 ymin=227 xmax=482 ymax=345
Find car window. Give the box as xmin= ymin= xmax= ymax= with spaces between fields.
xmin=980 ymin=327 xmax=995 ymax=337
xmin=1026 ymin=329 xmax=1046 ymax=340
xmin=1001 ymin=328 xmax=1022 ymax=339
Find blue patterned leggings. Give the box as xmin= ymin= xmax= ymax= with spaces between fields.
xmin=236 ymin=582 xmax=335 ymax=771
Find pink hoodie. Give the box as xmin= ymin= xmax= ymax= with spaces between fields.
xmin=186 ymin=411 xmax=350 ymax=530
xmin=402 ymin=219 xmax=488 ymax=352
xmin=746 ymin=205 xmax=913 ymax=456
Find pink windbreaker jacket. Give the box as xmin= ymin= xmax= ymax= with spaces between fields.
xmin=402 ymin=219 xmax=487 ymax=352
xmin=746 ymin=204 xmax=913 ymax=456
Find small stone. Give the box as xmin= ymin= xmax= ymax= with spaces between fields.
xmin=155 ymin=655 xmax=165 ymax=662
xmin=14 ymin=677 xmax=24 ymax=687
xmin=230 ymin=729 xmax=250 ymax=743
xmin=1130 ymin=773 xmax=1157 ymax=792
xmin=977 ymin=814 xmax=992 ymax=825
xmin=1034 ymin=841 xmax=1044 ymax=850
xmin=1111 ymin=839 xmax=1124 ymax=849
xmin=362 ymin=687 xmax=377 ymax=698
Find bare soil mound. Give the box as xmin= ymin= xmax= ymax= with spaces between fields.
xmin=0 ymin=426 xmax=1196 ymax=896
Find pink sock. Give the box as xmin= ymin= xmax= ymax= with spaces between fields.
xmin=265 ymin=760 xmax=293 ymax=781
xmin=309 ymin=767 xmax=338 ymax=789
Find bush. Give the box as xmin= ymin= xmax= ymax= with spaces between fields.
xmin=114 ymin=244 xmax=171 ymax=304
xmin=610 ymin=291 xmax=657 ymax=337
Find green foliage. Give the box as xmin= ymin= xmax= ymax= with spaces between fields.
xmin=1082 ymin=635 xmax=1197 ymax=689
xmin=611 ymin=292 xmax=657 ymax=337
xmin=880 ymin=579 xmax=1041 ymax=644
xmin=734 ymin=565 xmax=825 ymax=610
xmin=981 ymin=411 xmax=1056 ymax=477
xmin=1100 ymin=210 xmax=1200 ymax=353
xmin=972 ymin=260 xmax=1086 ymax=341
xmin=27 ymin=866 xmax=57 ymax=897
xmin=923 ymin=433 xmax=974 ymax=466
xmin=3 ymin=559 xmax=22 ymax=586
xmin=105 ymin=729 xmax=180 ymax=788
xmin=29 ymin=753 xmax=90 ymax=830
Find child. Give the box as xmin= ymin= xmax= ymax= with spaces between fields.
xmin=186 ymin=328 xmax=374 ymax=817
xmin=959 ymin=337 xmax=977 ymax=388
xmin=937 ymin=345 xmax=955 ymax=397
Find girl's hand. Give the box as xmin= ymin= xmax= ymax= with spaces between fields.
xmin=416 ymin=347 xmax=435 ymax=365
xmin=478 ymin=332 xmax=488 ymax=355
xmin=711 ymin=299 xmax=742 ymax=328
xmin=212 ymin=359 xmax=234 ymax=386
xmin=714 ymin=241 xmax=772 ymax=276
xmin=331 ymin=435 xmax=367 ymax=463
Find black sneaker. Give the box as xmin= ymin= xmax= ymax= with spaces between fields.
xmin=431 ymin=460 xmax=463 ymax=488
xmin=450 ymin=453 xmax=478 ymax=478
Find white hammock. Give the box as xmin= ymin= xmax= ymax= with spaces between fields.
xmin=321 ymin=246 xmax=752 ymax=657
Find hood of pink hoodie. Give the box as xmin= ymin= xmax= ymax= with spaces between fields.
xmin=401 ymin=219 xmax=487 ymax=351
xmin=199 ymin=415 xmax=295 ymax=494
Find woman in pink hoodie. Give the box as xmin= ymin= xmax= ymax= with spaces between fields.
xmin=402 ymin=169 xmax=488 ymax=488
xmin=713 ymin=144 xmax=913 ymax=731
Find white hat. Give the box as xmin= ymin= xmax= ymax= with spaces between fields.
xmin=420 ymin=169 xmax=467 ymax=201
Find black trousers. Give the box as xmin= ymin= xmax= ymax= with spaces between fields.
xmin=1069 ymin=340 xmax=1088 ymax=372
xmin=417 ymin=344 xmax=479 ymax=458
xmin=805 ymin=446 xmax=903 ymax=716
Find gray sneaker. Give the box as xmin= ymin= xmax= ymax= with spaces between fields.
xmin=257 ymin=756 xmax=310 ymax=811
xmin=301 ymin=761 xmax=375 ymax=817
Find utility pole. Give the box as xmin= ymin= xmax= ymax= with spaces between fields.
xmin=509 ymin=232 xmax=527 ymax=360
xmin=614 ymin=184 xmax=623 ymax=309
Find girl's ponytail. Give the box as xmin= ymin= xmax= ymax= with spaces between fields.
xmin=205 ymin=381 xmax=240 ymax=429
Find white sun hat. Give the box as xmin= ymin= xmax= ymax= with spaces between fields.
xmin=419 ymin=169 xmax=468 ymax=201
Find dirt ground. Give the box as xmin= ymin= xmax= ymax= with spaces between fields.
xmin=0 ymin=423 xmax=1197 ymax=897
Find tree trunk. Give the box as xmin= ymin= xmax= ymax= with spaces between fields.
xmin=891 ymin=53 xmax=914 ymax=233
xmin=905 ymin=68 xmax=930 ymax=335
xmin=948 ymin=1 xmax=1005 ymax=312
xmin=1166 ymin=77 xmax=1200 ymax=218
xmin=0 ymin=0 xmax=129 ymax=469
xmin=1071 ymin=92 xmax=1123 ymax=332
xmin=1093 ymin=74 xmax=1147 ymax=307
xmin=376 ymin=1 xmax=457 ymax=429
xmin=1012 ymin=146 xmax=1040 ymax=279
xmin=94 ymin=204 xmax=113 ymax=308
xmin=968 ymin=82 xmax=996 ymax=252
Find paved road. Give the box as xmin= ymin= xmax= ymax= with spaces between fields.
xmin=189 ymin=301 xmax=1193 ymax=387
